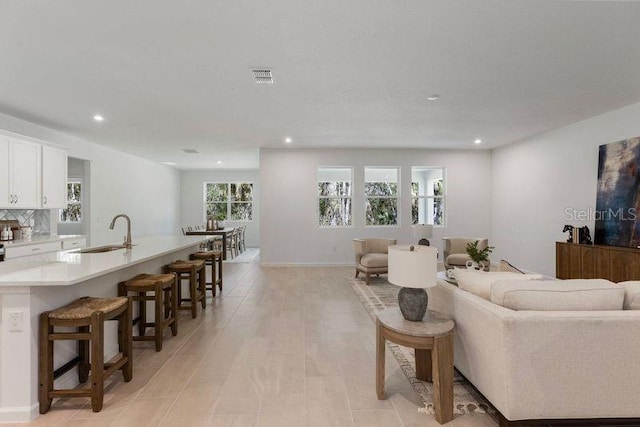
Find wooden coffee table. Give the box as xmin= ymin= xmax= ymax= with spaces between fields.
xmin=376 ymin=308 xmax=455 ymax=424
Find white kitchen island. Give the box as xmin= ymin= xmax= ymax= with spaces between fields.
xmin=0 ymin=235 xmax=209 ymax=422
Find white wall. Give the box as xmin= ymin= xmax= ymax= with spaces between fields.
xmin=260 ymin=148 xmax=492 ymax=265
xmin=180 ymin=170 xmax=260 ymax=247
xmin=0 ymin=112 xmax=181 ymax=245
xmin=491 ymin=101 xmax=640 ymax=277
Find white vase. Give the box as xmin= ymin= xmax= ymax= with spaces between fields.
xmin=466 ymin=260 xmax=481 ymax=270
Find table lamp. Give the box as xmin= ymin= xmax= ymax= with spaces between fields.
xmin=413 ymin=224 xmax=433 ymax=246
xmin=388 ymin=245 xmax=438 ymax=321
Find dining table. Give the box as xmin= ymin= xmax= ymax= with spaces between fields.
xmin=185 ymin=227 xmax=235 ymax=260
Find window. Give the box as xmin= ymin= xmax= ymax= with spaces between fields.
xmin=59 ymin=179 xmax=82 ymax=223
xmin=411 ymin=167 xmax=445 ymax=226
xmin=365 ymin=167 xmax=399 ymax=226
xmin=204 ymin=183 xmax=253 ymax=221
xmin=318 ymin=167 xmax=352 ymax=226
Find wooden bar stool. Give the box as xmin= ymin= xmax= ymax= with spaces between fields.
xmin=190 ymin=249 xmax=223 ymax=297
xmin=164 ymin=260 xmax=206 ymax=318
xmin=39 ymin=296 xmax=133 ymax=413
xmin=118 ymin=273 xmax=178 ymax=352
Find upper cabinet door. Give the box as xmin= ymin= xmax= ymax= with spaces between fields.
xmin=42 ymin=145 xmax=67 ymax=208
xmin=0 ymin=138 xmax=9 ymax=206
xmin=9 ymin=138 xmax=41 ymax=208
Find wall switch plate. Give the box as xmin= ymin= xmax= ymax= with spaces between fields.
xmin=8 ymin=310 xmax=23 ymax=332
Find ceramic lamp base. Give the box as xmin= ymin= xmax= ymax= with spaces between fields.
xmin=398 ymin=287 xmax=428 ymax=321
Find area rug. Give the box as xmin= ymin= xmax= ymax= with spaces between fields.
xmin=349 ymin=276 xmax=494 ymax=416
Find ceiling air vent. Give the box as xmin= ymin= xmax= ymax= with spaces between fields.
xmin=251 ymin=69 xmax=274 ymax=84
xmin=181 ymin=148 xmax=199 ymax=154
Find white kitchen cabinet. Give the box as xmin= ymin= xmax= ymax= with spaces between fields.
xmin=0 ymin=138 xmax=9 ymax=206
xmin=4 ymin=241 xmax=62 ymax=259
xmin=7 ymin=137 xmax=41 ymax=208
xmin=42 ymin=145 xmax=68 ymax=208
xmin=61 ymin=237 xmax=86 ymax=250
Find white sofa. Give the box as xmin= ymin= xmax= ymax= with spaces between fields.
xmin=429 ymin=275 xmax=640 ymax=424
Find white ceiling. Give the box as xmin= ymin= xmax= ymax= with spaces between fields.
xmin=2 ymin=1 xmax=640 ymax=169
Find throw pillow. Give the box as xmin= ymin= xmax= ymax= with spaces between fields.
xmin=619 ymin=281 xmax=640 ymax=310
xmin=498 ymin=259 xmax=525 ymax=274
xmin=454 ymin=269 xmax=543 ymax=300
xmin=491 ymin=279 xmax=624 ymax=311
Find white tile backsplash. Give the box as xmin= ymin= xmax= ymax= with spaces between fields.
xmin=0 ymin=209 xmax=50 ymax=235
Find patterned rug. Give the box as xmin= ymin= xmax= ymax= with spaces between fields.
xmin=349 ymin=276 xmax=493 ymax=416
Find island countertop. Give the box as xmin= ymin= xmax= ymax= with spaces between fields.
xmin=0 ymin=235 xmax=208 ymax=287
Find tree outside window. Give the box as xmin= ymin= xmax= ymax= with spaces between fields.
xmin=365 ymin=167 xmax=399 ymax=226
xmin=411 ymin=167 xmax=445 ymax=226
xmin=59 ymin=180 xmax=82 ymax=223
xmin=318 ymin=167 xmax=352 ymax=226
xmin=204 ymin=183 xmax=253 ymax=221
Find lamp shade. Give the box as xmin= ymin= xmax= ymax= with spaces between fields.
xmin=388 ymin=245 xmax=438 ymax=289
xmin=413 ymin=224 xmax=433 ymax=240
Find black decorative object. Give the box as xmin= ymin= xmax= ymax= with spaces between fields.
xmin=397 ymin=288 xmax=428 ymax=321
xmin=580 ymin=226 xmax=593 ymax=245
xmin=563 ymin=225 xmax=574 ymax=243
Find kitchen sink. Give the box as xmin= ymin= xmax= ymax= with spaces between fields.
xmin=78 ymin=245 xmax=127 ymax=254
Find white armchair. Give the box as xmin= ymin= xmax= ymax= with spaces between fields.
xmin=353 ymin=238 xmax=397 ymax=285
xmin=442 ymin=237 xmax=490 ymax=270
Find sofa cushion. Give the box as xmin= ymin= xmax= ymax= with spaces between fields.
xmin=498 ymin=259 xmax=525 ymax=274
xmin=619 ymin=281 xmax=640 ymax=310
xmin=360 ymin=253 xmax=388 ymax=268
xmin=454 ymin=269 xmax=543 ymax=300
xmin=491 ymin=279 xmax=624 ymax=311
xmin=446 ymin=253 xmax=471 ymax=266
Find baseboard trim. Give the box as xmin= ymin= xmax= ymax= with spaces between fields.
xmin=0 ymin=402 xmax=39 ymax=422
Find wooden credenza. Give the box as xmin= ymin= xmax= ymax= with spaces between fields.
xmin=556 ymin=242 xmax=640 ymax=281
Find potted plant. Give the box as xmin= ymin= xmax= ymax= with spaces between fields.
xmin=465 ymin=240 xmax=494 ymax=270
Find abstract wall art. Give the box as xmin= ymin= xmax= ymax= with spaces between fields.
xmin=595 ymin=137 xmax=640 ymax=248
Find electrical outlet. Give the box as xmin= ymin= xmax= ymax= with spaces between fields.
xmin=332 ymin=246 xmax=337 ymax=252
xmin=8 ymin=310 xmax=23 ymax=332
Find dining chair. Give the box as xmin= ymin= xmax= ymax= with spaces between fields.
xmin=227 ymin=229 xmax=239 ymax=258
xmin=239 ymin=226 xmax=247 ymax=253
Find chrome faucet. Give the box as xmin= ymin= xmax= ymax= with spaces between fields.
xmin=109 ymin=214 xmax=132 ymax=249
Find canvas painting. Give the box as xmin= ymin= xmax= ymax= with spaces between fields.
xmin=594 ymin=137 xmax=640 ymax=248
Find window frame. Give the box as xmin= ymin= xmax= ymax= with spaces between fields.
xmin=203 ymin=182 xmax=254 ymax=222
xmin=364 ymin=166 xmax=400 ymax=228
xmin=317 ymin=166 xmax=354 ymax=228
xmin=411 ymin=166 xmax=446 ymax=227
xmin=58 ymin=178 xmax=82 ymax=223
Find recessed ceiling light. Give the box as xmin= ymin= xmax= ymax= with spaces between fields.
xmin=284 ymin=137 xmax=293 ymax=144
xmin=427 ymin=95 xmax=440 ymax=101
xmin=159 ymin=161 xmax=176 ymax=166
xmin=474 ymin=139 xmax=482 ymax=145
xmin=93 ymin=114 xmax=104 ymax=122
xmin=217 ymin=160 xmax=222 ymax=165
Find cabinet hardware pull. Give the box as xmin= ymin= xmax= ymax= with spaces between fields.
xmin=43 ymin=196 xmax=48 ymax=204
xmin=32 ymin=248 xmax=40 ymax=251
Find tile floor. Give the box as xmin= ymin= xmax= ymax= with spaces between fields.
xmin=16 ymin=257 xmax=498 ymax=427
